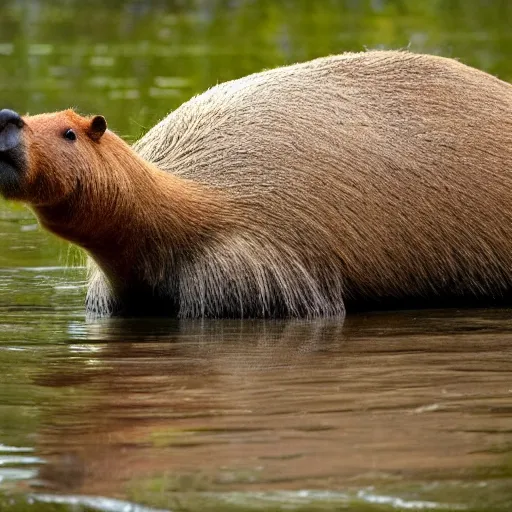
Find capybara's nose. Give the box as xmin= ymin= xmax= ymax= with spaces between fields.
xmin=0 ymin=109 xmax=24 ymax=131
xmin=0 ymin=109 xmax=24 ymax=153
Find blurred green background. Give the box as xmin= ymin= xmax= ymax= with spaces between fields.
xmin=1 ymin=0 xmax=511 ymax=137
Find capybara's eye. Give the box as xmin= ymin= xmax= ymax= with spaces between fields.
xmin=64 ymin=129 xmax=77 ymax=141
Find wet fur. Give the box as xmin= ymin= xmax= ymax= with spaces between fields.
xmin=11 ymin=50 xmax=512 ymax=317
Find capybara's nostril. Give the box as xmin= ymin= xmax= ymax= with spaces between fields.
xmin=0 ymin=109 xmax=24 ymax=131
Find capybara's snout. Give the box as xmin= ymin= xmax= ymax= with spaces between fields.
xmin=0 ymin=108 xmax=27 ymax=198
xmin=0 ymin=109 xmax=24 ymax=152
xmin=0 ymin=109 xmax=24 ymax=129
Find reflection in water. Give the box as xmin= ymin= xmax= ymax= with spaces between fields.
xmin=1 ymin=272 xmax=512 ymax=510
xmin=29 ymin=311 xmax=512 ymax=509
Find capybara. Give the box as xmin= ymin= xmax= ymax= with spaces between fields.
xmin=0 ymin=51 xmax=511 ymax=318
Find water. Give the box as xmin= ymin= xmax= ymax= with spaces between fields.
xmin=2 ymin=303 xmax=512 ymax=511
xmin=1 ymin=1 xmax=512 ymax=510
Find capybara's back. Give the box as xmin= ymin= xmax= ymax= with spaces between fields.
xmin=128 ymin=51 xmax=512 ymax=316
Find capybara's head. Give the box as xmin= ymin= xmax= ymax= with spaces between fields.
xmin=0 ymin=109 xmax=107 ymax=205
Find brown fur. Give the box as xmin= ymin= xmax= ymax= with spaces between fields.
xmin=3 ymin=50 xmax=512 ymax=317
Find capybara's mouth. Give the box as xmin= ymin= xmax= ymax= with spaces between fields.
xmin=0 ymin=147 xmax=25 ymax=198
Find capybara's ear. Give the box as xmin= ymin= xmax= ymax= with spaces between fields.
xmin=87 ymin=115 xmax=107 ymax=142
